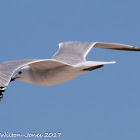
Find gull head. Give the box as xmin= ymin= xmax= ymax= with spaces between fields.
xmin=10 ymin=66 xmax=31 ymax=83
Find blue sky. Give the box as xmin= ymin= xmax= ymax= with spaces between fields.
xmin=0 ymin=0 xmax=140 ymax=140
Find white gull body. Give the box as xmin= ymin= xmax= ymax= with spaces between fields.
xmin=17 ymin=61 xmax=114 ymax=86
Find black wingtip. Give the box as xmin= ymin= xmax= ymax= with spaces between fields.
xmin=0 ymin=87 xmax=6 ymax=101
xmin=107 ymin=48 xmax=140 ymax=51
xmin=0 ymin=91 xmax=4 ymax=101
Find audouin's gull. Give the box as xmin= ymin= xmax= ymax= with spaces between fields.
xmin=0 ymin=41 xmax=140 ymax=101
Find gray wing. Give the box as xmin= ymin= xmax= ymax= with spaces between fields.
xmin=28 ymin=59 xmax=70 ymax=70
xmin=0 ymin=59 xmax=38 ymax=101
xmin=52 ymin=42 xmax=94 ymax=65
xmin=93 ymin=42 xmax=140 ymax=51
xmin=0 ymin=59 xmax=70 ymax=101
xmin=52 ymin=41 xmax=140 ymax=65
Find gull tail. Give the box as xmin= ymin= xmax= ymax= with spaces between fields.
xmin=75 ymin=61 xmax=116 ymax=71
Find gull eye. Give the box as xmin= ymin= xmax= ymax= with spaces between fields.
xmin=18 ymin=71 xmax=22 ymax=74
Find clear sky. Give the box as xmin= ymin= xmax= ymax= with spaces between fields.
xmin=0 ymin=0 xmax=140 ymax=140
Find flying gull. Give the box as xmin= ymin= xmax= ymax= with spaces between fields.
xmin=0 ymin=41 xmax=140 ymax=101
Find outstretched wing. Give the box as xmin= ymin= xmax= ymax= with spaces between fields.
xmin=52 ymin=42 xmax=94 ymax=65
xmin=28 ymin=59 xmax=70 ymax=70
xmin=0 ymin=59 xmax=38 ymax=87
xmin=0 ymin=59 xmax=38 ymax=100
xmin=52 ymin=41 xmax=140 ymax=65
xmin=93 ymin=42 xmax=140 ymax=51
xmin=0 ymin=59 xmax=70 ymax=101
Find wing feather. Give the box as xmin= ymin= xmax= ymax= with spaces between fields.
xmin=52 ymin=42 xmax=94 ymax=65
xmin=93 ymin=42 xmax=140 ymax=51
xmin=52 ymin=41 xmax=140 ymax=65
xmin=28 ymin=59 xmax=70 ymax=70
xmin=0 ymin=59 xmax=70 ymax=101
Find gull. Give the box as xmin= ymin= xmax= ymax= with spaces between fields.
xmin=0 ymin=41 xmax=140 ymax=101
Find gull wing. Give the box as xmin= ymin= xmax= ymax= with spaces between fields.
xmin=0 ymin=59 xmax=70 ymax=101
xmin=52 ymin=41 xmax=140 ymax=65
xmin=0 ymin=59 xmax=38 ymax=87
xmin=0 ymin=59 xmax=38 ymax=100
xmin=93 ymin=42 xmax=140 ymax=51
xmin=52 ymin=42 xmax=94 ymax=65
xmin=28 ymin=59 xmax=70 ymax=70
